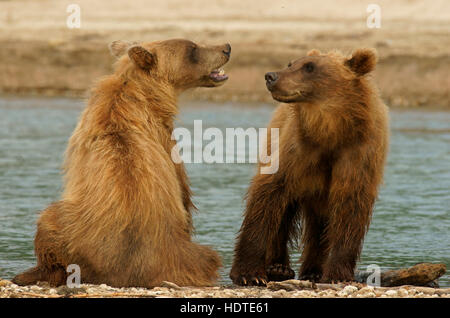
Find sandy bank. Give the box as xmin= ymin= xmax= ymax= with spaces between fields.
xmin=0 ymin=0 xmax=449 ymax=109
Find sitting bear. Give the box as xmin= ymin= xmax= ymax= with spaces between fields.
xmin=13 ymin=39 xmax=231 ymax=288
xmin=230 ymin=48 xmax=389 ymax=285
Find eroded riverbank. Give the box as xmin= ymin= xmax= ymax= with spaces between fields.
xmin=0 ymin=0 xmax=449 ymax=109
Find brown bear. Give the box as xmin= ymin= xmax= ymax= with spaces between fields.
xmin=230 ymin=48 xmax=389 ymax=285
xmin=13 ymin=39 xmax=231 ymax=288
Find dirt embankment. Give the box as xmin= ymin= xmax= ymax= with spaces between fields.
xmin=0 ymin=0 xmax=449 ymax=108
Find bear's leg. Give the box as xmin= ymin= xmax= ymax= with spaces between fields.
xmin=173 ymin=156 xmax=195 ymax=233
xmin=13 ymin=202 xmax=68 ymax=286
xmin=266 ymin=201 xmax=299 ymax=282
xmin=321 ymin=199 xmax=373 ymax=283
xmin=320 ymin=148 xmax=377 ymax=283
xmin=169 ymin=240 xmax=222 ymax=287
xmin=12 ymin=266 xmax=44 ymax=286
xmin=230 ymin=174 xmax=298 ymax=286
xmin=13 ymin=266 xmax=67 ymax=287
xmin=298 ymin=209 xmax=329 ymax=282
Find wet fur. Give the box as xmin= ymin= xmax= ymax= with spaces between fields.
xmin=13 ymin=40 xmax=230 ymax=287
xmin=231 ymin=49 xmax=389 ymax=285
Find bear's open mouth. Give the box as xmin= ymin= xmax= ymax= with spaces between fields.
xmin=209 ymin=68 xmax=228 ymax=82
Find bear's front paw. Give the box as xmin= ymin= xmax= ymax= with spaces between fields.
xmin=298 ymin=272 xmax=322 ymax=282
xmin=230 ymin=267 xmax=268 ymax=286
xmin=267 ymin=263 xmax=295 ymax=281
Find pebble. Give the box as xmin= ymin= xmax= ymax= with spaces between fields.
xmin=0 ymin=280 xmax=12 ymax=287
xmin=337 ymin=285 xmax=358 ymax=297
xmin=86 ymin=288 xmax=97 ymax=294
xmin=415 ymin=287 xmax=438 ymax=295
xmin=295 ymin=290 xmax=314 ymax=298
xmin=397 ymin=288 xmax=409 ymax=297
xmin=48 ymin=288 xmax=57 ymax=295
xmin=385 ymin=290 xmax=398 ymax=297
xmin=359 ymin=286 xmax=375 ymax=293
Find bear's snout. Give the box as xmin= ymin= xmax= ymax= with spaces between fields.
xmin=265 ymin=72 xmax=278 ymax=90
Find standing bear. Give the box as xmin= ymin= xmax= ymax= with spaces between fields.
xmin=13 ymin=39 xmax=231 ymax=288
xmin=230 ymin=48 xmax=389 ymax=285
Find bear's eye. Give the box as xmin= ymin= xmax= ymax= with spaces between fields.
xmin=303 ymin=62 xmax=315 ymax=73
xmin=287 ymin=62 xmax=292 ymax=68
xmin=189 ymin=45 xmax=198 ymax=63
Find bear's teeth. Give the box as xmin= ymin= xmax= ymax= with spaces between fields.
xmin=218 ymin=69 xmax=225 ymax=75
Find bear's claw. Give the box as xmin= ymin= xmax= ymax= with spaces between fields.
xmin=232 ymin=272 xmax=268 ymax=286
xmin=240 ymin=276 xmax=267 ymax=286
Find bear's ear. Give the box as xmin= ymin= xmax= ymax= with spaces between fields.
xmin=128 ymin=45 xmax=156 ymax=70
xmin=109 ymin=40 xmax=136 ymax=58
xmin=307 ymin=49 xmax=321 ymax=56
xmin=345 ymin=48 xmax=377 ymax=76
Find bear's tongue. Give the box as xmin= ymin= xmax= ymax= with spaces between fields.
xmin=209 ymin=68 xmax=228 ymax=82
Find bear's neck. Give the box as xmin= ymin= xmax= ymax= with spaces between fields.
xmin=292 ymin=98 xmax=372 ymax=151
xmin=88 ymin=74 xmax=179 ymax=134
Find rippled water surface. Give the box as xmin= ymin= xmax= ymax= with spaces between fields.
xmin=0 ymin=97 xmax=449 ymax=286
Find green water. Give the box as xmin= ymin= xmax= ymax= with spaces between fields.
xmin=0 ymin=97 xmax=449 ymax=287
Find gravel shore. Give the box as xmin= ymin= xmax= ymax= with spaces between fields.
xmin=1 ymin=279 xmax=449 ymax=298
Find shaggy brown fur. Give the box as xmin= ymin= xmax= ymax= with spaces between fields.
xmin=230 ymin=48 xmax=389 ymax=285
xmin=13 ymin=39 xmax=231 ymax=288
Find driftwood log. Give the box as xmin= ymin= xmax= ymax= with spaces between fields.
xmin=354 ymin=263 xmax=446 ymax=287
xmin=267 ymin=263 xmax=447 ymax=290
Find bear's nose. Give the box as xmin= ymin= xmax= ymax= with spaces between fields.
xmin=265 ymin=72 xmax=278 ymax=89
xmin=222 ymin=44 xmax=231 ymax=57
